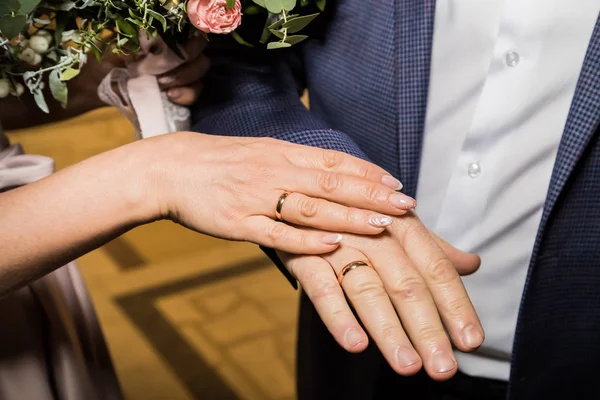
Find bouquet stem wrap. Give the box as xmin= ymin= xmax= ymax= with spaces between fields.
xmin=97 ymin=35 xmax=191 ymax=140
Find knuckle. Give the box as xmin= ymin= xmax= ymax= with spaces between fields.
xmin=351 ymin=279 xmax=386 ymax=299
xmin=365 ymin=183 xmax=386 ymax=204
xmin=380 ymin=324 xmax=405 ymax=343
xmin=424 ymin=258 xmax=456 ymax=284
xmin=299 ymin=197 xmax=320 ymax=218
xmin=356 ymin=162 xmax=372 ymax=179
xmin=317 ymin=171 xmax=341 ymax=193
xmin=322 ymin=149 xmax=341 ymax=168
xmin=415 ymin=325 xmax=446 ymax=346
xmin=388 ymin=277 xmax=428 ymax=302
xmin=265 ymin=223 xmax=287 ymax=245
xmin=310 ymin=278 xmax=341 ymax=304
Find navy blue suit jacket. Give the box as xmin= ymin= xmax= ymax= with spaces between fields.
xmin=192 ymin=1 xmax=600 ymax=398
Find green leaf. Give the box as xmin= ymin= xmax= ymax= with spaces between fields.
xmin=18 ymin=0 xmax=40 ymax=14
xmin=284 ymin=34 xmax=307 ymax=45
xmin=252 ymin=0 xmax=265 ymax=7
xmin=60 ymin=68 xmax=80 ymax=81
xmin=117 ymin=17 xmax=137 ymax=36
xmin=267 ymin=17 xmax=286 ymax=30
xmin=33 ymin=90 xmax=49 ymax=113
xmin=0 ymin=0 xmax=20 ymax=17
xmin=264 ymin=0 xmax=296 ymax=13
xmin=226 ymin=0 xmax=235 ymax=9
xmin=49 ymin=69 xmax=68 ymax=108
xmin=146 ymin=9 xmax=167 ymax=32
xmin=230 ymin=31 xmax=254 ymax=48
xmin=282 ymin=13 xmax=318 ymax=33
xmin=0 ymin=13 xmax=26 ymax=39
xmin=316 ymin=0 xmax=326 ymax=12
xmin=117 ymin=37 xmax=129 ymax=47
xmin=269 ymin=29 xmax=285 ymax=39
xmin=267 ymin=41 xmax=291 ymax=49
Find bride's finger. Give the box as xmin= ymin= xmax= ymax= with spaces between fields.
xmin=281 ymin=168 xmax=416 ymax=216
xmin=281 ymin=146 xmax=403 ymax=190
xmin=236 ymin=216 xmax=344 ymax=254
xmin=274 ymin=191 xmax=394 ymax=234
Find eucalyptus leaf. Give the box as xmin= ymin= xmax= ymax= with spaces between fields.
xmin=267 ymin=17 xmax=285 ymax=30
xmin=316 ymin=0 xmax=326 ymax=12
xmin=146 ymin=9 xmax=167 ymax=31
xmin=226 ymin=0 xmax=235 ymax=8
xmin=243 ymin=5 xmax=262 ymax=15
xmin=118 ymin=16 xmax=137 ymax=36
xmin=264 ymin=0 xmax=296 ymax=13
xmin=284 ymin=34 xmax=307 ymax=45
xmin=282 ymin=13 xmax=318 ymax=33
xmin=0 ymin=13 xmax=27 ymax=39
xmin=0 ymin=0 xmax=20 ymax=17
xmin=33 ymin=90 xmax=49 ymax=113
xmin=267 ymin=41 xmax=291 ymax=49
xmin=49 ymin=69 xmax=68 ymax=108
xmin=18 ymin=0 xmax=40 ymax=14
xmin=269 ymin=29 xmax=285 ymax=39
xmin=60 ymin=67 xmax=80 ymax=81
xmin=252 ymin=0 xmax=265 ymax=7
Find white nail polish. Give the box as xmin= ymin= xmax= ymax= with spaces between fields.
xmin=368 ymin=215 xmax=393 ymax=227
xmin=322 ymin=234 xmax=343 ymax=245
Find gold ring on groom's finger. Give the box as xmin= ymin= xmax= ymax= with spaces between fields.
xmin=337 ymin=261 xmax=373 ymax=285
xmin=275 ymin=192 xmax=291 ymax=221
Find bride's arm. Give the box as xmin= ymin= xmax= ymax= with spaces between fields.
xmin=0 ymin=132 xmax=413 ymax=297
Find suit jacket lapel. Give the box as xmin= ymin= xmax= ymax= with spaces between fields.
xmin=396 ymin=0 xmax=437 ymax=197
xmin=531 ymin=15 xmax=600 ymax=264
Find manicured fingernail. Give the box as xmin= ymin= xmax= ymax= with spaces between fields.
xmin=382 ymin=175 xmax=403 ymax=190
xmin=463 ymin=324 xmax=484 ymax=349
xmin=389 ymin=193 xmax=416 ymax=209
xmin=344 ymin=328 xmax=366 ymax=348
xmin=395 ymin=347 xmax=419 ymax=368
xmin=158 ymin=75 xmax=175 ymax=85
xmin=168 ymin=88 xmax=182 ymax=99
xmin=322 ymin=234 xmax=343 ymax=245
xmin=368 ymin=214 xmax=393 ymax=228
xmin=430 ymin=351 xmax=456 ymax=373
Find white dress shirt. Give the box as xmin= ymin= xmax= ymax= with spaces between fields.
xmin=416 ymin=0 xmax=600 ymax=381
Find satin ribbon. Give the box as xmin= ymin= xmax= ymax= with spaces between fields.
xmin=0 ymin=143 xmax=54 ymax=190
xmin=97 ymin=34 xmax=191 ymax=139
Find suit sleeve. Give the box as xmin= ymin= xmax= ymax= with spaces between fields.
xmin=191 ymin=42 xmax=368 ymax=289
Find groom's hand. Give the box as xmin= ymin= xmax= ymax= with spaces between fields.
xmin=277 ymin=212 xmax=484 ymax=381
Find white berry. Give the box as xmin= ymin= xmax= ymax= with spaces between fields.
xmin=11 ymin=83 xmax=25 ymax=97
xmin=0 ymin=79 xmax=9 ymax=98
xmin=36 ymin=30 xmax=53 ymax=44
xmin=29 ymin=35 xmax=50 ymax=54
xmin=20 ymin=48 xmax=42 ymax=65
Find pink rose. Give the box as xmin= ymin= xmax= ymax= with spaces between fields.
xmin=187 ymin=0 xmax=242 ymax=34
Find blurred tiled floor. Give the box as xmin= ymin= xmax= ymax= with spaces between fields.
xmin=7 ymin=108 xmax=299 ymax=400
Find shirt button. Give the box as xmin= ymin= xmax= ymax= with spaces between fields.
xmin=505 ymin=51 xmax=520 ymax=67
xmin=467 ymin=162 xmax=481 ymax=178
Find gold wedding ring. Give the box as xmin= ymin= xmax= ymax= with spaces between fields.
xmin=337 ymin=261 xmax=373 ymax=284
xmin=275 ymin=192 xmax=291 ymax=221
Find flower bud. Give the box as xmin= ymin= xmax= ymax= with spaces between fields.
xmin=36 ymin=30 xmax=53 ymax=44
xmin=0 ymin=79 xmax=9 ymax=98
xmin=29 ymin=35 xmax=50 ymax=54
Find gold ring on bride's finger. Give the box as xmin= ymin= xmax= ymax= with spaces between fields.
xmin=275 ymin=192 xmax=291 ymax=221
xmin=337 ymin=261 xmax=373 ymax=285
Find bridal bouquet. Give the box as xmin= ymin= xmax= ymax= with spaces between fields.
xmin=0 ymin=0 xmax=324 ymax=113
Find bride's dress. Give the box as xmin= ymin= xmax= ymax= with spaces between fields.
xmin=0 ymin=128 xmax=123 ymax=400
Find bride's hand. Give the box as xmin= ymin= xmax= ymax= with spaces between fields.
xmin=138 ymin=132 xmax=416 ymax=254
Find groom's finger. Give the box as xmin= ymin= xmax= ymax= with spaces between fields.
xmin=276 ymin=250 xmax=369 ymax=353
xmin=158 ymin=54 xmax=211 ymax=89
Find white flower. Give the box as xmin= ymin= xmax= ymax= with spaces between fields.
xmin=29 ymin=35 xmax=50 ymax=54
xmin=0 ymin=79 xmax=9 ymax=98
xmin=20 ymin=48 xmax=42 ymax=65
